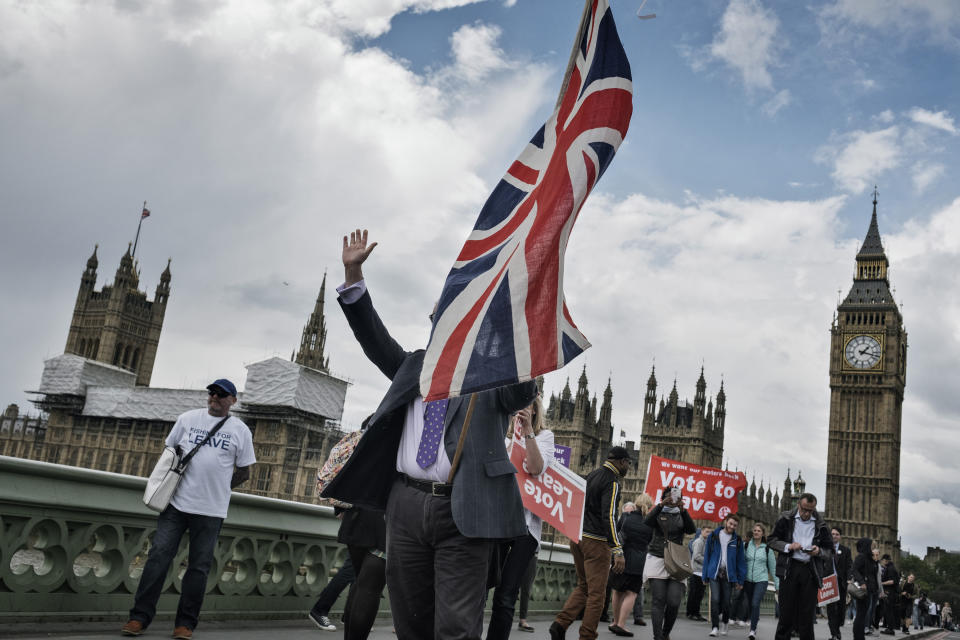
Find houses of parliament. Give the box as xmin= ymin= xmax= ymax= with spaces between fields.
xmin=0 ymin=196 xmax=906 ymax=553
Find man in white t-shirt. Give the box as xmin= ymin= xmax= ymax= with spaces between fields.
xmin=122 ymin=378 xmax=255 ymax=640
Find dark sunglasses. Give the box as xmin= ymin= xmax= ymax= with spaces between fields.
xmin=208 ymin=389 xmax=230 ymax=398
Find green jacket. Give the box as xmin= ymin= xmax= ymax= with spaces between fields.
xmin=744 ymin=540 xmax=779 ymax=589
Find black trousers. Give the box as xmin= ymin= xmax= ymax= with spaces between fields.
xmin=687 ymin=577 xmax=706 ymax=617
xmin=775 ymin=561 xmax=818 ymax=640
xmin=385 ymin=479 xmax=491 ymax=640
xmin=311 ymin=554 xmax=356 ymax=617
xmin=882 ymin=593 xmax=899 ymax=631
xmin=343 ymin=546 xmax=386 ymax=640
xmin=486 ymin=533 xmax=539 ymax=640
xmin=828 ymin=597 xmax=847 ymax=639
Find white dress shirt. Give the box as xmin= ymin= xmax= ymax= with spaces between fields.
xmin=338 ymin=279 xmax=452 ymax=482
xmin=791 ymin=513 xmax=816 ymax=563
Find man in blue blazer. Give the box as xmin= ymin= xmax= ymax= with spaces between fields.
xmin=322 ymin=229 xmax=538 ymax=640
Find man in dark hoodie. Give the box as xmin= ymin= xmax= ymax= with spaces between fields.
xmin=851 ymin=538 xmax=880 ymax=640
xmin=768 ymin=492 xmax=833 ymax=640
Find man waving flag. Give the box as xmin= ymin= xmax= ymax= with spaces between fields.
xmin=421 ymin=0 xmax=633 ymax=401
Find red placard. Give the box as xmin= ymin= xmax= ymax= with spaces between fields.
xmin=643 ymin=455 xmax=747 ymax=522
xmin=510 ymin=431 xmax=587 ymax=542
xmin=818 ymin=572 xmax=841 ymax=606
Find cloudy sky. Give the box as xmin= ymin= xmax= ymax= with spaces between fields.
xmin=1 ymin=0 xmax=958 ymax=555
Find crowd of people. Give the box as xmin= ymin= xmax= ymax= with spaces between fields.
xmin=118 ymin=230 xmax=951 ymax=640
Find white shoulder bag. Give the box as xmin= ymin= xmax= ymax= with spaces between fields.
xmin=143 ymin=416 xmax=229 ymax=512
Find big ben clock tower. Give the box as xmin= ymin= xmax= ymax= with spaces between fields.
xmin=825 ymin=189 xmax=907 ymax=555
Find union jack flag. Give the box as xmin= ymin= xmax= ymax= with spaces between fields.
xmin=421 ymin=0 xmax=632 ymax=401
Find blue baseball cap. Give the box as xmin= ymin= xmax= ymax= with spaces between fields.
xmin=206 ymin=378 xmax=237 ymax=397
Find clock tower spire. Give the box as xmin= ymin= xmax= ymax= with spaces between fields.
xmin=825 ymin=189 xmax=907 ymax=557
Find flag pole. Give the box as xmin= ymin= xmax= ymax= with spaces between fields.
xmin=556 ymin=0 xmax=594 ymax=110
xmin=132 ymin=200 xmax=147 ymax=258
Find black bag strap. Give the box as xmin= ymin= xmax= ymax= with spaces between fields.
xmin=176 ymin=416 xmax=230 ymax=471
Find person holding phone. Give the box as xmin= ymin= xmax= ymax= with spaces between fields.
xmin=642 ymin=487 xmax=696 ymax=640
xmin=768 ymin=493 xmax=833 ymax=640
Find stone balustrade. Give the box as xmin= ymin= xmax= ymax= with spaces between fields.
xmin=0 ymin=455 xmax=577 ymax=622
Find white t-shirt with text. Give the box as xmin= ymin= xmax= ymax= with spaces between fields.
xmin=165 ymin=409 xmax=256 ymax=519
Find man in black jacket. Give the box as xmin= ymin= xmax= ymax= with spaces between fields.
xmin=828 ymin=526 xmax=853 ymax=640
xmin=551 ymin=447 xmax=630 ymax=640
xmin=768 ymin=493 xmax=833 ymax=640
xmin=880 ymin=555 xmax=900 ymax=635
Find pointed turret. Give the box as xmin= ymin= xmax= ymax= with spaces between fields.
xmin=713 ymin=380 xmax=726 ymax=430
xmin=155 ymin=258 xmax=171 ymax=305
xmin=694 ymin=366 xmax=707 ymax=416
xmin=114 ymin=243 xmax=137 ymax=290
xmin=644 ymin=365 xmax=657 ymax=417
xmin=842 ymin=188 xmax=897 ymax=308
xmin=295 ymin=271 xmax=331 ymax=372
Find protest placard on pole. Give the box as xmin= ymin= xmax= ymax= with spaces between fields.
xmin=643 ymin=454 xmax=747 ymax=521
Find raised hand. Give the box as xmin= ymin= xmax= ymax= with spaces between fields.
xmin=342 ymin=229 xmax=378 ymax=285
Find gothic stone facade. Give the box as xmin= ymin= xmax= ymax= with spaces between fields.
xmin=1 ymin=246 xmax=350 ymax=505
xmin=64 ymin=245 xmax=170 ymax=386
xmin=825 ymin=194 xmax=906 ymax=555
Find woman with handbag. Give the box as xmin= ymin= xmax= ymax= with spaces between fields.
xmin=851 ymin=537 xmax=879 ymax=640
xmin=643 ymin=489 xmax=696 ymax=640
xmin=486 ymin=397 xmax=554 ymax=640
xmin=609 ymin=496 xmax=654 ymax=636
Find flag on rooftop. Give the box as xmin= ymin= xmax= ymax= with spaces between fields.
xmin=421 ymin=0 xmax=633 ymax=401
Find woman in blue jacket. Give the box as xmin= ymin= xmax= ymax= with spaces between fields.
xmin=743 ymin=523 xmax=778 ymax=639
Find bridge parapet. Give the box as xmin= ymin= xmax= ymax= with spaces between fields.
xmin=0 ymin=456 xmax=576 ymax=622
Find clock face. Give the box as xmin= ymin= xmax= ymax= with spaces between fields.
xmin=844 ymin=335 xmax=882 ymax=369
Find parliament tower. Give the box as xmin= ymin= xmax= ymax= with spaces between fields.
xmin=64 ymin=244 xmax=170 ymax=386
xmin=825 ymin=191 xmax=907 ymax=554
xmin=294 ymin=272 xmax=330 ymax=372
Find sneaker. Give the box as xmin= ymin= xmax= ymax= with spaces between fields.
xmin=309 ymin=611 xmax=337 ymax=631
xmin=121 ymin=620 xmax=144 ymax=637
xmin=749 ymin=632 xmax=756 ymax=639
xmin=721 ymin=622 xmax=729 ymax=636
xmin=737 ymin=621 xmax=747 ymax=628
xmin=171 ymin=628 xmax=192 ymax=640
xmin=710 ymin=628 xmax=719 ymax=637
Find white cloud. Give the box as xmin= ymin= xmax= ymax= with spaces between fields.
xmin=817 ymin=126 xmax=902 ymax=194
xmin=822 ymin=0 xmax=960 ymax=49
xmin=762 ymin=89 xmax=792 ymax=117
xmin=709 ymin=0 xmax=782 ymax=92
xmin=873 ymin=110 xmax=895 ymax=124
xmin=449 ymin=22 xmax=508 ymax=82
xmin=907 ymin=107 xmax=958 ymax=134
xmin=899 ymin=499 xmax=960 ymax=555
xmin=911 ymin=161 xmax=945 ymax=193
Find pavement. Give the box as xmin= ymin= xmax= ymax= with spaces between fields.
xmin=0 ymin=614 xmax=951 ymax=640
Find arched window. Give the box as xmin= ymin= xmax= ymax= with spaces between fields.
xmin=131 ymin=348 xmax=140 ymax=370
xmin=113 ymin=344 xmax=123 ymax=365
xmin=123 ymin=345 xmax=132 ymax=367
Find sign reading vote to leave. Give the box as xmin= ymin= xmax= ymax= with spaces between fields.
xmin=643 ymin=455 xmax=747 ymax=522
xmin=510 ymin=431 xmax=587 ymax=542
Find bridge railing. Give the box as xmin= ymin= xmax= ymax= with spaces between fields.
xmin=0 ymin=455 xmax=577 ymax=622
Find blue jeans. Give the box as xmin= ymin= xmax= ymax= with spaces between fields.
xmin=744 ymin=581 xmax=767 ymax=631
xmin=710 ymin=579 xmax=733 ymax=628
xmin=130 ymin=505 xmax=223 ymax=630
